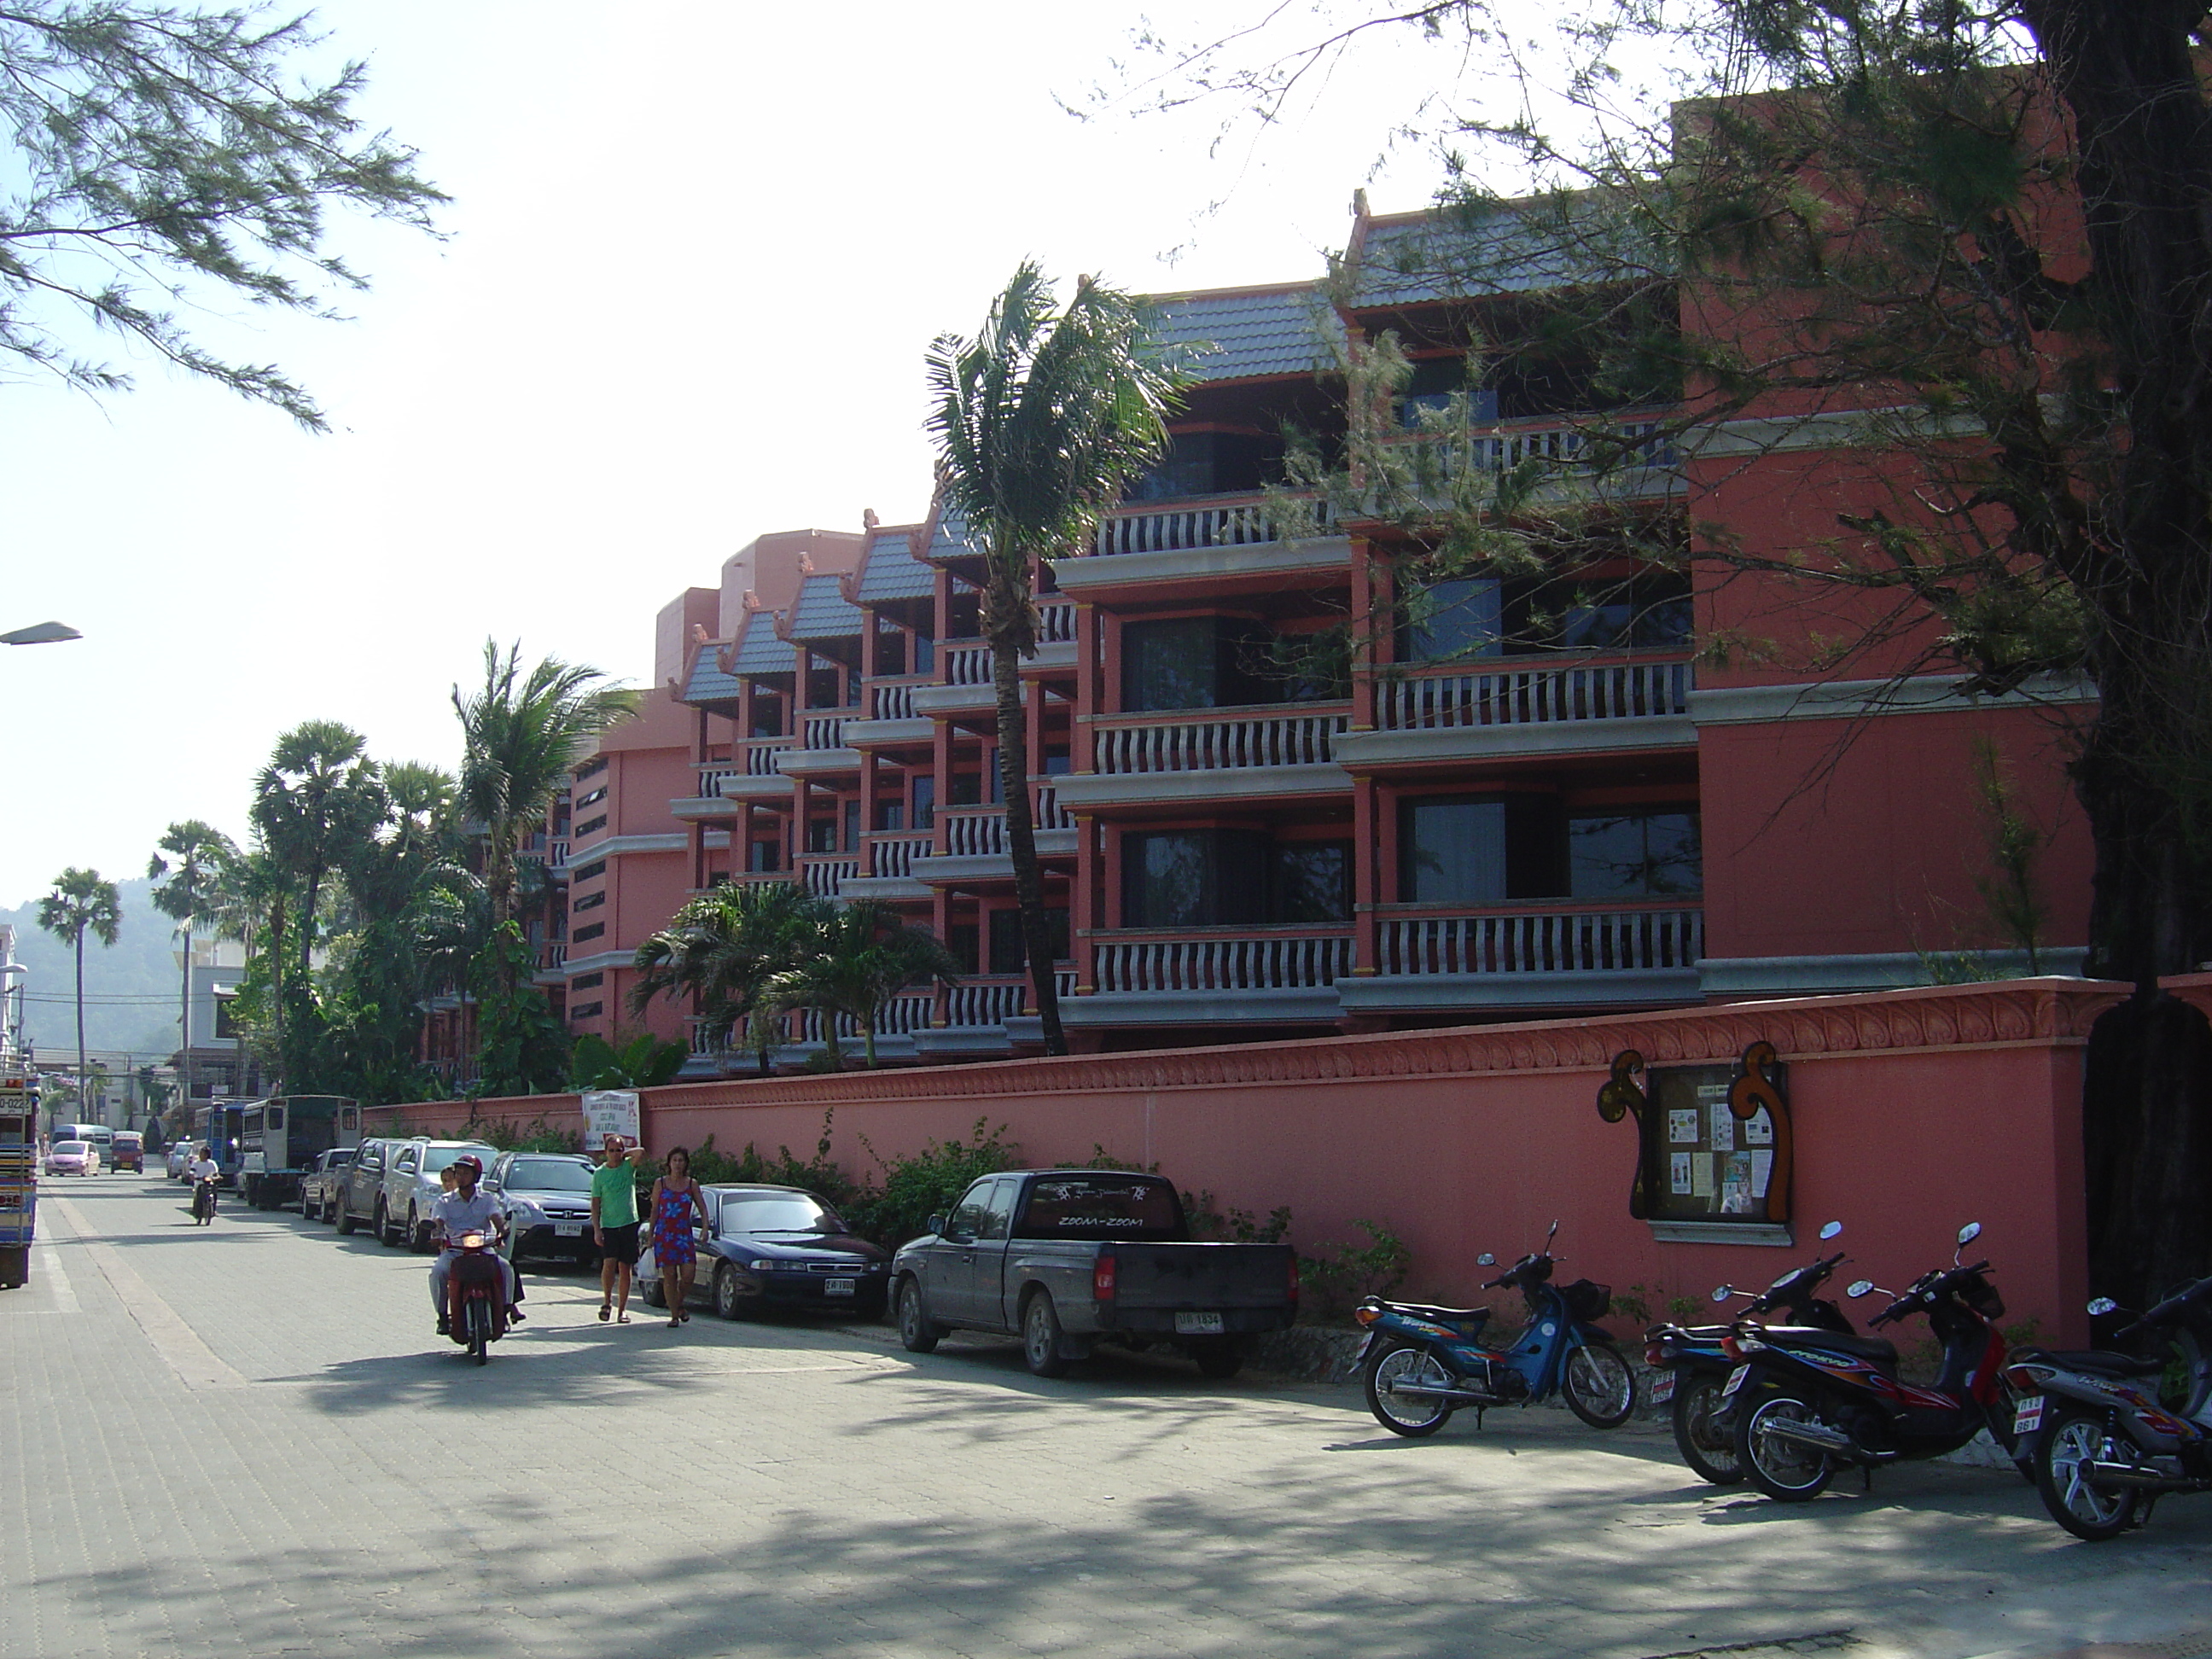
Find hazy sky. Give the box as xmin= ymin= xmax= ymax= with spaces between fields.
xmin=0 ymin=1 xmax=1452 ymax=908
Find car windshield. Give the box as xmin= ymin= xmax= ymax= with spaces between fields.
xmin=507 ymin=1159 xmax=592 ymax=1191
xmin=422 ymin=1145 xmax=498 ymax=1174
xmin=719 ymin=1195 xmax=847 ymax=1235
xmin=1016 ymin=1178 xmax=1185 ymax=1241
xmin=54 ymin=1142 xmax=87 ymax=1155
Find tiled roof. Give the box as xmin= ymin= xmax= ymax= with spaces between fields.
xmin=729 ymin=611 xmax=794 ymax=675
xmin=1148 ymin=286 xmax=1339 ymax=381
xmin=855 ymin=531 xmax=934 ymax=602
xmin=788 ymin=571 xmax=862 ymax=640
xmin=682 ymin=649 xmax=742 ymax=707
xmin=1348 ymin=204 xmax=1621 ymax=308
xmin=926 ymin=506 xmax=981 ymax=564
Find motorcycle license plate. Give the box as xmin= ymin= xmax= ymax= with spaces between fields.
xmin=553 ymin=1223 xmax=583 ymax=1237
xmin=2013 ymin=1394 xmax=2045 ymax=1435
xmin=1721 ymin=1365 xmax=1750 ymax=1398
xmin=1649 ymin=1371 xmax=1678 ymax=1406
xmin=1175 ymin=1312 xmax=1225 ymax=1335
xmin=825 ymin=1278 xmax=856 ymax=1297
xmin=1353 ymin=1333 xmax=1377 ymax=1364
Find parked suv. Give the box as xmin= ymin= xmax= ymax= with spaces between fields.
xmin=333 ymin=1138 xmax=396 ymax=1237
xmin=300 ymin=1147 xmax=356 ymax=1222
xmin=486 ymin=1150 xmax=597 ymax=1266
xmin=381 ymin=1138 xmax=500 ymax=1252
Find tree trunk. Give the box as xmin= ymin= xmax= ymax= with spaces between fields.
xmin=988 ymin=598 xmax=1066 ymax=1056
xmin=178 ymin=922 xmax=194 ymax=1114
xmin=73 ymin=928 xmax=87 ymax=1126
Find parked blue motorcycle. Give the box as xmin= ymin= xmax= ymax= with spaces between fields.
xmin=1353 ymin=1221 xmax=1636 ymax=1437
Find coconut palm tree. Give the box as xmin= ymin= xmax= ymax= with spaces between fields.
xmin=37 ymin=868 xmax=122 ymax=1123
xmin=927 ymin=264 xmax=1184 ymax=1053
xmin=632 ymin=881 xmax=828 ymax=1075
xmin=451 ymin=641 xmax=637 ymax=993
xmin=253 ymin=720 xmax=386 ymax=981
xmin=148 ymin=820 xmax=238 ymax=1112
xmin=754 ymin=900 xmax=962 ymax=1070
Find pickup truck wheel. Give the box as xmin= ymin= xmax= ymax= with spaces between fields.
xmin=1022 ymin=1290 xmax=1070 ymax=1379
xmin=1191 ymin=1340 xmax=1244 ymax=1381
xmin=336 ymin=1200 xmax=357 ymax=1236
xmin=409 ymin=1204 xmax=433 ymax=1254
xmin=375 ymin=1200 xmax=398 ymax=1248
xmin=896 ymin=1277 xmax=941 ymax=1353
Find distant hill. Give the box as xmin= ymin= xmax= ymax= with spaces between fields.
xmin=2 ymin=876 xmax=193 ymax=1062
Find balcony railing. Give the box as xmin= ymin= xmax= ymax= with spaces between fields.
xmin=871 ymin=678 xmax=932 ymax=720
xmin=787 ymin=993 xmax=936 ymax=1044
xmin=1379 ymin=658 xmax=1692 ymax=731
xmin=547 ymin=838 xmax=570 ymax=869
xmin=941 ymin=641 xmax=992 ymax=686
xmin=940 ymin=970 xmax=1077 ymax=1027
xmin=1379 ymin=416 xmax=1679 ymax=486
xmin=1375 ymin=905 xmax=1704 ymax=975
xmin=696 ymin=765 xmax=739 ymax=796
xmin=1093 ymin=492 xmax=1334 ymax=557
xmin=802 ymin=713 xmax=854 ymax=749
xmin=687 ymin=1017 xmax=732 ymax=1057
xmin=796 ymin=855 xmax=859 ymax=897
xmin=743 ymin=738 xmax=792 ymax=776
xmin=867 ymin=835 xmax=934 ymax=879
xmin=936 ymin=791 xmax=1075 ymax=859
xmin=1093 ymin=929 xmax=1353 ymax=992
xmin=1036 ymin=600 xmax=1077 ymax=643
xmin=540 ymin=943 xmax=568 ymax=969
xmin=1092 ymin=707 xmax=1351 ymax=773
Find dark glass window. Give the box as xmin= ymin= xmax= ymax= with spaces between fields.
xmin=748 ymin=840 xmax=781 ymax=873
xmin=1400 ymin=357 xmax=1498 ymax=428
xmin=875 ymin=800 xmax=905 ymax=833
xmin=1122 ymin=830 xmax=1267 ymax=928
xmin=949 ymin=772 xmax=981 ymax=806
xmin=1041 ymin=748 xmax=1072 ymax=776
xmin=1127 ymin=430 xmax=1280 ymax=502
xmin=911 ymin=776 xmax=935 ymax=830
xmin=806 ymin=818 xmax=837 ymax=854
xmin=1121 ymin=618 xmax=1283 ymax=711
xmin=990 ymin=907 xmax=1070 ymax=971
xmin=1403 ymin=578 xmax=1505 ymax=661
xmin=806 ymin=665 xmax=843 ymax=709
xmin=947 ymin=923 xmax=979 ymax=975
xmin=748 ymin=691 xmax=784 ymax=739
xmin=912 ymin=633 xmax=935 ymax=674
xmin=842 ymin=800 xmax=860 ymax=853
xmin=1400 ymin=796 xmax=1562 ymax=904
xmin=1568 ymin=811 xmax=1702 ymax=899
xmin=1272 ymin=841 xmax=1352 ymax=923
xmin=874 ymin=626 xmax=906 ymax=677
xmin=1557 ymin=574 xmax=1694 ymax=651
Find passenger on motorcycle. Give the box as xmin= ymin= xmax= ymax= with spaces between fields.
xmin=428 ymin=1155 xmax=523 ymax=1336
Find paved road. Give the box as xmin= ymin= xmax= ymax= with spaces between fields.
xmin=4 ymin=1178 xmax=2209 ymax=1659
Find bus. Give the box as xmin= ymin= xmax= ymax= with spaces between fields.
xmin=238 ymin=1097 xmax=359 ymax=1210
xmin=188 ymin=1103 xmax=246 ymax=1185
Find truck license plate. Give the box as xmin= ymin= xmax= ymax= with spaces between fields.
xmin=1175 ymin=1312 xmax=1225 ymax=1335
xmin=825 ymin=1278 xmax=856 ymax=1296
xmin=1649 ymin=1371 xmax=1677 ymax=1405
xmin=553 ymin=1223 xmax=582 ymax=1237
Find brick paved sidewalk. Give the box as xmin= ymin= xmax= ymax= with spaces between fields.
xmin=4 ymin=1178 xmax=2207 ymax=1659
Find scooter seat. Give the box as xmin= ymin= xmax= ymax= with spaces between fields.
xmin=1385 ymin=1301 xmax=1493 ymax=1330
xmin=2024 ymin=1347 xmax=2166 ymax=1378
xmin=1768 ymin=1329 xmax=1899 ymax=1365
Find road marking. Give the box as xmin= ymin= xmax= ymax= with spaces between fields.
xmin=33 ymin=1241 xmax=80 ymax=1311
xmin=42 ymin=1192 xmax=247 ymax=1390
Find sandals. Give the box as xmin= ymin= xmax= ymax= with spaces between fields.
xmin=667 ymin=1316 xmax=681 ymax=1329
xmin=597 ymin=1301 xmax=610 ymax=1323
xmin=616 ymin=1313 xmax=630 ymax=1324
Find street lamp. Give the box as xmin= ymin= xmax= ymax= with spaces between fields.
xmin=1 ymin=621 xmax=82 ymax=646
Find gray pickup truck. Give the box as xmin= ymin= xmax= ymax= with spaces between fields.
xmin=890 ymin=1169 xmax=1298 ymax=1380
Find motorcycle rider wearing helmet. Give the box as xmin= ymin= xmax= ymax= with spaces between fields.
xmin=428 ymin=1155 xmax=524 ymax=1336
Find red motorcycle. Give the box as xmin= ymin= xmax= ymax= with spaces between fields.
xmin=446 ymin=1231 xmax=507 ymax=1365
xmin=1720 ymin=1222 xmax=2024 ymax=1501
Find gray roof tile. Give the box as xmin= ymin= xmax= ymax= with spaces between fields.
xmin=788 ymin=572 xmax=861 ymax=640
xmin=855 ymin=531 xmax=934 ymax=602
xmin=682 ymin=651 xmax=742 ymax=707
xmin=1148 ymin=286 xmax=1340 ymax=381
xmin=1348 ymin=204 xmax=1622 ymax=307
xmin=729 ymin=612 xmax=794 ymax=675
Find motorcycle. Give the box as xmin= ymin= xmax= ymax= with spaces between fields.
xmin=1722 ymin=1221 xmax=2023 ymax=1501
xmin=190 ymin=1176 xmax=219 ymax=1226
xmin=2006 ymin=1275 xmax=2212 ymax=1540
xmin=1353 ymin=1220 xmax=1636 ymax=1438
xmin=445 ymin=1230 xmax=508 ymax=1365
xmin=1644 ymin=1220 xmax=1855 ymax=1485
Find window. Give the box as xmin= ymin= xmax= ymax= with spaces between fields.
xmin=911 ymin=776 xmax=935 ymax=830
xmin=748 ymin=691 xmax=784 ymax=739
xmin=1569 ymin=811 xmax=1702 ymax=899
xmin=989 ymin=907 xmax=1070 ymax=971
xmin=843 ymin=800 xmax=860 ymax=853
xmin=1403 ymin=578 xmax=1504 ymax=661
xmin=748 ymin=840 xmax=781 ymax=873
xmin=912 ymin=633 xmax=935 ymax=674
xmin=806 ymin=818 xmax=838 ymax=854
xmin=949 ymin=772 xmax=981 ymax=806
xmin=573 ymin=923 xmax=606 ymax=944
xmin=1126 ymin=430 xmax=1280 ymax=501
xmin=569 ymin=972 xmax=604 ymax=992
xmin=574 ymin=757 xmax=608 ymax=782
xmin=571 ymin=859 xmax=607 ymax=883
xmin=574 ymin=815 xmax=608 ymax=839
xmin=573 ymin=890 xmax=606 ymax=913
xmin=1400 ymin=357 xmax=1498 ymax=428
xmin=947 ymin=923 xmax=980 ymax=975
xmin=979 ymin=1179 xmax=1019 ymax=1241
xmin=1399 ymin=795 xmax=1560 ymax=904
xmin=1122 ymin=830 xmax=1267 ymax=928
xmin=806 ymin=665 xmax=844 ymax=709
xmin=569 ymin=1002 xmax=604 ymax=1021
xmin=574 ymin=785 xmax=608 ymax=810
xmin=1016 ymin=1176 xmax=1185 ymax=1241
xmin=945 ymin=1180 xmax=998 ymax=1240
xmin=874 ymin=626 xmax=906 ymax=677
xmin=1041 ymin=748 xmax=1071 ymax=775
xmin=875 ymin=800 xmax=905 ymax=832
xmin=1557 ymin=573 xmax=1695 ymax=651
xmin=1122 ymin=618 xmax=1219 ymax=711
xmin=1272 ymin=842 xmax=1352 ymax=923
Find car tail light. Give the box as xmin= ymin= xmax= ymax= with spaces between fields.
xmin=1093 ymin=1249 xmax=1116 ymax=1303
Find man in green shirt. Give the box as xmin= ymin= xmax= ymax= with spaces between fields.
xmin=591 ymin=1135 xmax=644 ymax=1324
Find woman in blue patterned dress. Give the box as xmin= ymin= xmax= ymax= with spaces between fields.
xmin=649 ymin=1147 xmax=709 ymax=1327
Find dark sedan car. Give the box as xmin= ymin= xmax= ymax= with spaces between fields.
xmin=637 ymin=1184 xmax=890 ymax=1321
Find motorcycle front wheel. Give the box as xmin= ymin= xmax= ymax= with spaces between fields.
xmin=1563 ymin=1341 xmax=1636 ymax=1429
xmin=1671 ymin=1374 xmax=1743 ymax=1484
xmin=468 ymin=1299 xmax=492 ymax=1366
xmin=1737 ymin=1386 xmax=1837 ymax=1501
xmin=2034 ymin=1407 xmax=2139 ymax=1541
xmin=1365 ymin=1342 xmax=1457 ymax=1437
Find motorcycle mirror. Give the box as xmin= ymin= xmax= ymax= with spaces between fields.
xmin=1476 ymin=1253 xmax=1497 ymax=1266
xmin=1818 ymin=1220 xmax=1843 ymax=1240
xmin=1957 ymin=1221 xmax=1982 ymax=1247
xmin=2087 ymin=1296 xmax=2119 ymax=1316
xmin=1847 ymin=1279 xmax=1876 ymax=1299
xmin=1711 ymin=1285 xmax=1734 ymax=1303
xmin=1545 ymin=1220 xmax=1559 ymax=1246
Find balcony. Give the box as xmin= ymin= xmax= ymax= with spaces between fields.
xmin=1374 ymin=414 xmax=1682 ymax=508
xmin=911 ymin=641 xmax=996 ymax=721
xmin=1338 ymin=901 xmax=1704 ymax=1013
xmin=1066 ymin=927 xmax=1352 ymax=1027
xmin=1055 ymin=492 xmax=1348 ymax=596
xmin=795 ymin=853 xmax=859 ymax=898
xmin=839 ymin=833 xmax=934 ymax=902
xmin=844 ymin=677 xmax=936 ymax=748
xmin=777 ymin=715 xmax=862 ymax=779
xmin=910 ymin=791 xmax=1079 ymax=886
xmin=1335 ymin=657 xmax=1695 ymax=768
xmin=674 ymin=746 xmax=795 ymax=818
xmin=1054 ymin=707 xmax=1353 ymax=811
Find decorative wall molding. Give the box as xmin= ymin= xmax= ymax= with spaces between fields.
xmin=1689 ymin=672 xmax=2097 ymax=729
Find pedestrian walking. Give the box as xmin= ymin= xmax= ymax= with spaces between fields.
xmin=649 ymin=1147 xmax=711 ymax=1327
xmin=591 ymin=1134 xmax=643 ymax=1324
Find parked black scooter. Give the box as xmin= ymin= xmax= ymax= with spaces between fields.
xmin=2006 ymin=1275 xmax=2212 ymax=1539
xmin=1720 ymin=1222 xmax=2023 ymax=1501
xmin=1644 ymin=1220 xmax=1854 ymax=1485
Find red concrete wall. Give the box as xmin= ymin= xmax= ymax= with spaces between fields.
xmin=371 ymin=979 xmax=2129 ymax=1348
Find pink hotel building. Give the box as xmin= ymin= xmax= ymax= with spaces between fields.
xmin=541 ymin=202 xmax=2095 ymax=1074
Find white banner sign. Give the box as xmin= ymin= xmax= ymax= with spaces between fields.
xmin=580 ymin=1090 xmax=640 ymax=1144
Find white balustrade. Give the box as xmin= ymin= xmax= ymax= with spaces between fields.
xmin=696 ymin=766 xmax=739 ymax=797
xmin=1386 ymin=418 xmax=1678 ymax=486
xmin=942 ymin=643 xmax=992 ymax=686
xmin=946 ymin=978 xmax=1028 ymax=1027
xmin=1093 ymin=933 xmax=1353 ymax=992
xmin=868 ymin=835 xmax=934 ymax=878
xmin=1093 ymin=493 xmax=1333 ymax=557
xmin=872 ymin=681 xmax=918 ymax=719
xmin=803 ymin=715 xmax=851 ymax=749
xmin=1036 ymin=601 xmax=1077 ymax=643
xmin=1033 ymin=784 xmax=1072 ymax=829
xmin=1381 ymin=659 xmax=1692 ymax=731
xmin=1377 ymin=907 xmax=1704 ymax=975
xmin=943 ymin=810 xmax=1006 ymax=858
xmin=547 ymin=838 xmax=570 ymax=868
xmin=1093 ymin=711 xmax=1350 ymax=773
xmin=744 ymin=739 xmax=792 ymax=776
xmin=798 ymin=857 xmax=859 ymax=897
xmin=542 ymin=943 xmax=568 ymax=968
xmin=687 ymin=1018 xmax=731 ymax=1057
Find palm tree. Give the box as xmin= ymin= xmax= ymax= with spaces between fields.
xmin=37 ymin=868 xmax=122 ymax=1123
xmin=148 ymin=820 xmax=238 ymax=1114
xmin=632 ymin=881 xmax=828 ymax=1075
xmin=253 ymin=720 xmax=387 ymax=981
xmin=754 ymin=900 xmax=962 ymax=1070
xmin=451 ymin=641 xmax=637 ymax=991
xmin=928 ymin=264 xmax=1184 ymax=1053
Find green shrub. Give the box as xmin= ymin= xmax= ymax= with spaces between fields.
xmin=1298 ymin=1220 xmax=1411 ymax=1323
xmin=472 ymin=1115 xmax=584 ymax=1154
xmin=844 ymin=1118 xmax=1021 ymax=1248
